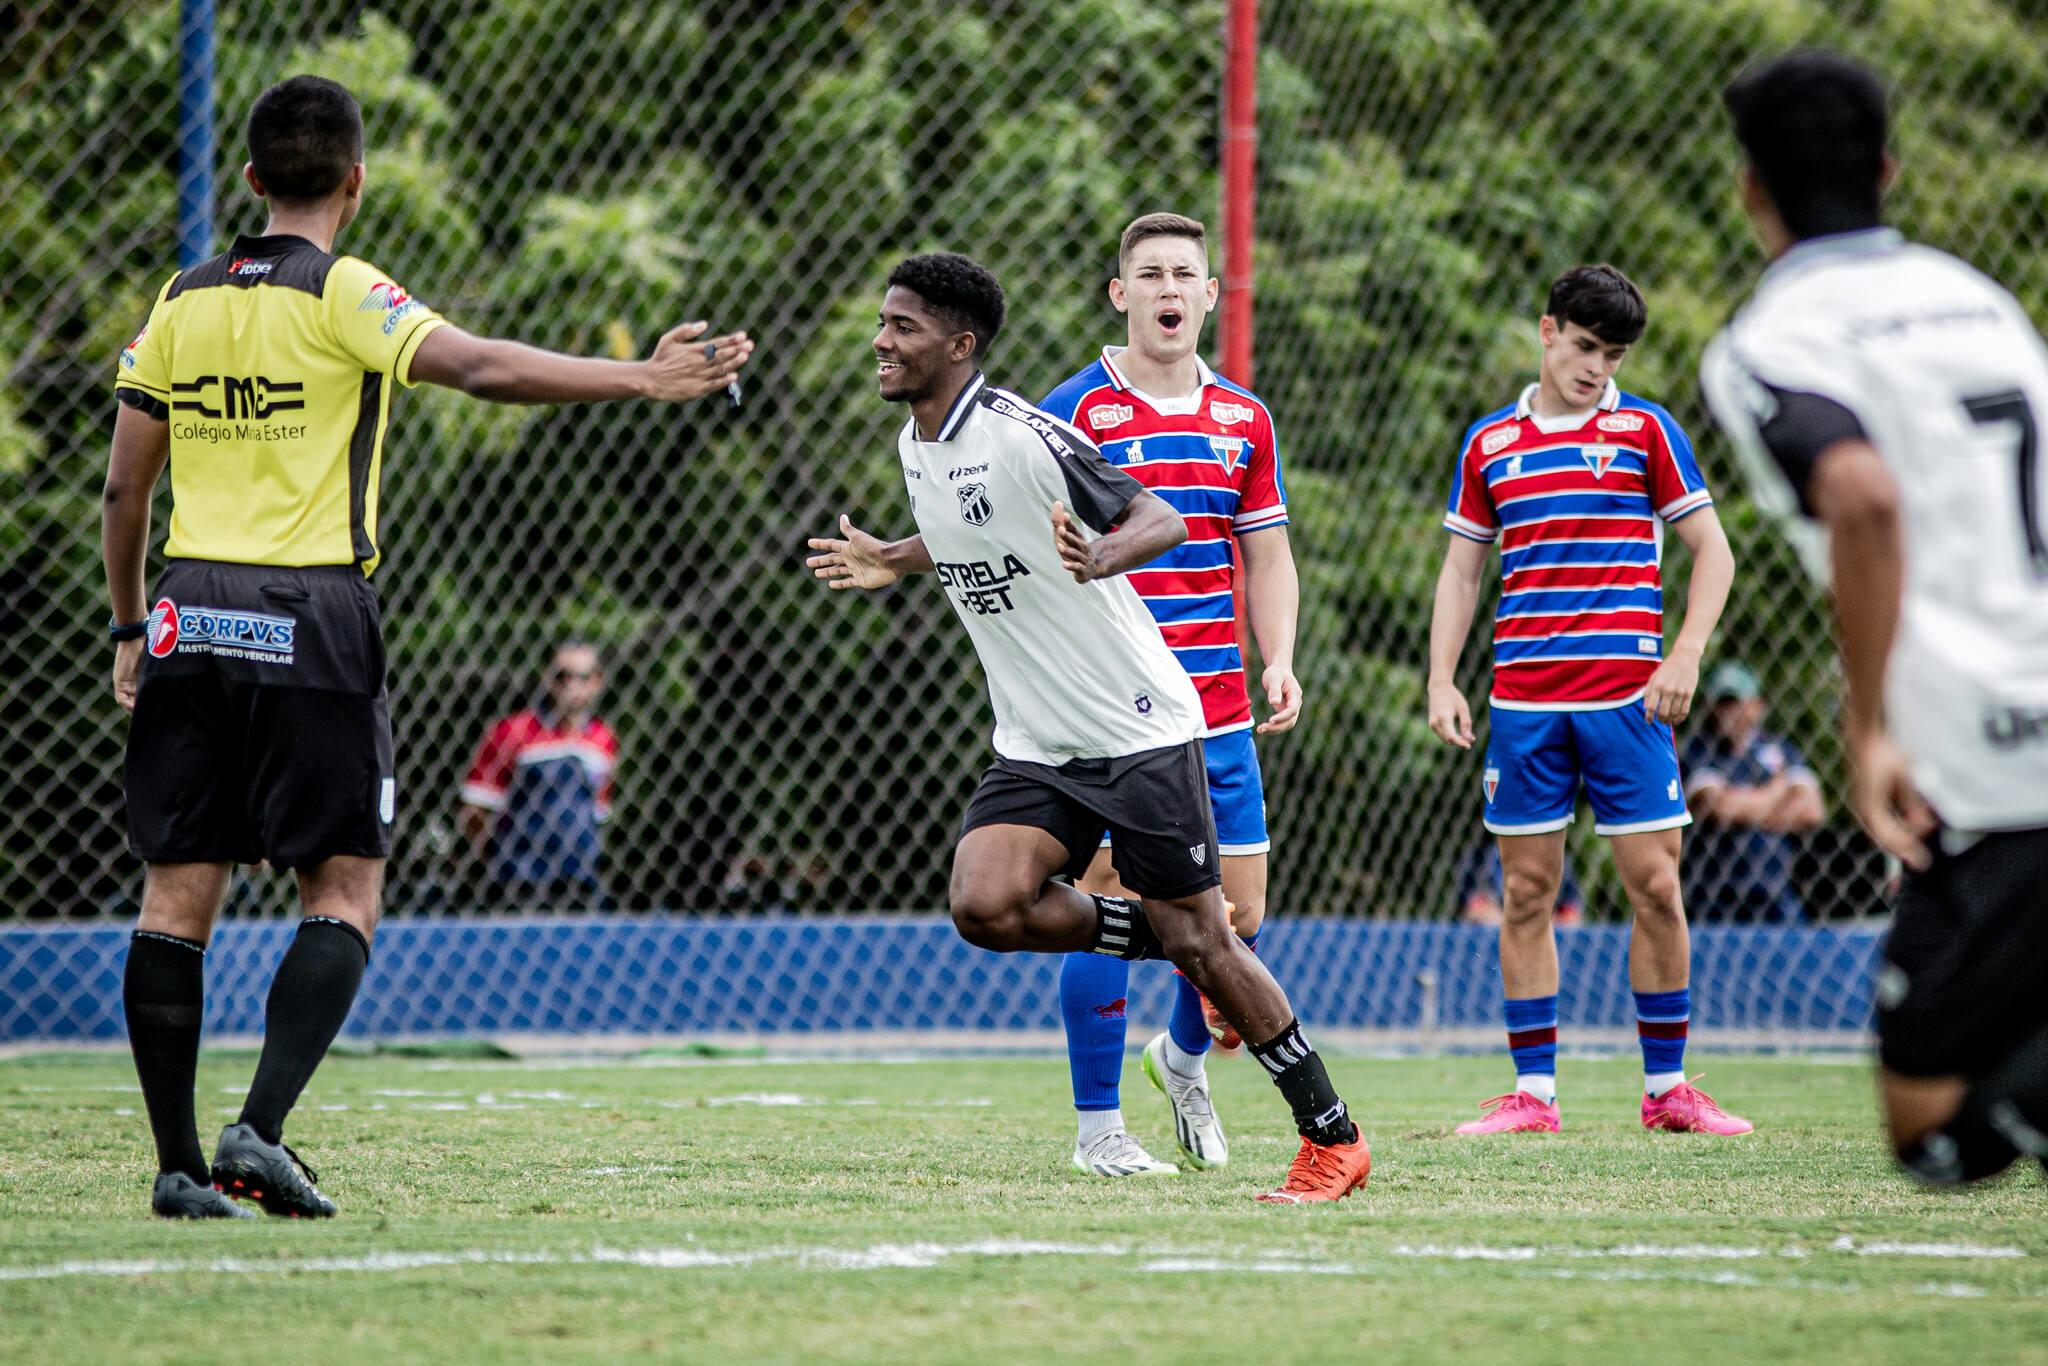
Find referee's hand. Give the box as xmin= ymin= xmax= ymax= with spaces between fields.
xmin=644 ymin=321 xmax=753 ymax=402
xmin=111 ymin=638 xmax=142 ymax=713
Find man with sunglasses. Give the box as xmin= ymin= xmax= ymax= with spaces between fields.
xmin=460 ymin=642 xmax=619 ymax=910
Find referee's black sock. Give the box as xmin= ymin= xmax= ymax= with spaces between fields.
xmin=123 ymin=930 xmax=210 ymax=1184
xmin=239 ymin=916 xmax=370 ymax=1145
xmin=1085 ymin=894 xmax=1162 ymax=961
xmin=1901 ymin=1019 xmax=2048 ymax=1185
xmin=1249 ymin=1019 xmax=1358 ymax=1148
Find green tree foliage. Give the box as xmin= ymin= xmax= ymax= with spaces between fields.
xmin=5 ymin=1 xmax=2045 ymax=916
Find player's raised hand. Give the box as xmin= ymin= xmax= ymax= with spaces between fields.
xmin=1848 ymin=729 xmax=1937 ymax=871
xmin=1258 ymin=663 xmax=1303 ymax=734
xmin=1643 ymin=649 xmax=1700 ymax=725
xmin=643 ymin=321 xmax=754 ymax=402
xmin=1052 ymin=501 xmax=1100 ymax=583
xmin=807 ymin=514 xmax=899 ymax=590
xmin=1427 ymin=679 xmax=1474 ymax=749
xmin=111 ymin=637 xmax=142 ymax=713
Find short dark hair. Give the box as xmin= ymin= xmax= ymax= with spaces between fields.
xmin=1119 ymin=212 xmax=1207 ymax=272
xmin=248 ymin=76 xmax=363 ymax=205
xmin=1724 ymin=48 xmax=1888 ymax=240
xmin=885 ymin=253 xmax=1006 ymax=361
xmin=1544 ymin=264 xmax=1646 ymax=346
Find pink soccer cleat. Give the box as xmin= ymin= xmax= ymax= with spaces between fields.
xmin=1454 ymin=1090 xmax=1562 ymax=1135
xmin=1641 ymin=1077 xmax=1753 ymax=1135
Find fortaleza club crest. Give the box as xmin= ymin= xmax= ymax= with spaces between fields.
xmin=1209 ymin=435 xmax=1246 ymax=474
xmin=1583 ymin=445 xmax=1620 ymax=479
xmin=956 ymin=482 xmax=993 ymax=526
xmin=1484 ymin=766 xmax=1501 ymax=803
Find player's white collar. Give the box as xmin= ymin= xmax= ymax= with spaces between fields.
xmin=917 ymin=370 xmax=987 ymax=443
xmin=1101 ymin=345 xmax=1215 ymax=395
xmin=1514 ymin=378 xmax=1620 ymax=422
xmin=1763 ymin=227 xmax=1905 ymax=289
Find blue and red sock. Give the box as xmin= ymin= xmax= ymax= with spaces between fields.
xmin=1504 ymin=994 xmax=1558 ymax=1103
xmin=1635 ymin=988 xmax=1689 ymax=1096
xmin=1061 ymin=951 xmax=1130 ymax=1113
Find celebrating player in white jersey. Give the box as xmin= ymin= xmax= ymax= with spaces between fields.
xmin=805 ymin=253 xmax=1369 ymax=1202
xmin=1703 ymin=49 xmax=2048 ymax=1184
xmin=1038 ymin=212 xmax=1301 ymax=1178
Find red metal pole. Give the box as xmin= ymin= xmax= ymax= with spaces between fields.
xmin=1219 ymin=0 xmax=1258 ymax=387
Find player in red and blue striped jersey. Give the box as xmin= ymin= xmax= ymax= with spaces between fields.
xmin=1038 ymin=213 xmax=1301 ymax=1177
xmin=1427 ymin=265 xmax=1751 ymax=1137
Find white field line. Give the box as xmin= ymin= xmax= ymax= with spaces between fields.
xmin=1 ymin=1238 xmax=2028 ymax=1286
xmin=0 ymin=1239 xmax=1124 ymax=1283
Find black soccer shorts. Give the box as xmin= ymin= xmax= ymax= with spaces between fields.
xmin=125 ymin=560 xmax=394 ymax=870
xmin=959 ymin=738 xmax=1222 ymax=901
xmin=1875 ymin=826 xmax=2048 ymax=1079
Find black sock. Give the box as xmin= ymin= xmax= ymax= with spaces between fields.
xmin=1249 ymin=1018 xmax=1357 ymax=1147
xmin=238 ymin=917 xmax=370 ymax=1145
xmin=1086 ymin=894 xmax=1162 ymax=961
xmin=1901 ymin=1019 xmax=2048 ymax=1185
xmin=123 ymin=930 xmax=209 ymax=1183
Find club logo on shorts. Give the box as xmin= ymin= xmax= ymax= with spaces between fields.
xmin=1484 ymin=766 xmax=1501 ymax=803
xmin=146 ymin=597 xmax=180 ymax=657
xmin=1190 ymin=844 xmax=1207 ymax=867
xmin=1667 ymin=779 xmax=1680 ymax=801
xmin=957 ymin=482 xmax=993 ymax=526
xmin=379 ymin=777 xmax=396 ymax=825
xmin=1583 ymin=446 xmax=1620 ymax=479
xmin=1134 ymin=693 xmax=1152 ymax=715
xmin=1482 ymin=425 xmax=1519 ymax=456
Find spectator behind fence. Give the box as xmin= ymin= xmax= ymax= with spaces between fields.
xmin=1680 ymin=662 xmax=1824 ymax=923
xmin=459 ymin=643 xmax=618 ymax=910
xmin=1453 ymin=839 xmax=1584 ymax=927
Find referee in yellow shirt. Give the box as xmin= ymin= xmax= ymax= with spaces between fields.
xmin=105 ymin=75 xmax=752 ymax=1219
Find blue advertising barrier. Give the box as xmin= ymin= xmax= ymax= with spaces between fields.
xmin=0 ymin=916 xmax=1882 ymax=1043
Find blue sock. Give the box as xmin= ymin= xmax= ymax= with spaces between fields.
xmin=1634 ymin=988 xmax=1690 ymax=1079
xmin=1061 ymin=951 xmax=1129 ymax=1110
xmin=1504 ymin=994 xmax=1559 ymax=1083
xmin=1167 ymin=928 xmax=1259 ymax=1055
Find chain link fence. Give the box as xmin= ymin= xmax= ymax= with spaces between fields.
xmin=7 ymin=1 xmax=2045 ymax=931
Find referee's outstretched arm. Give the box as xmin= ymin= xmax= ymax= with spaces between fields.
xmin=407 ymin=319 xmax=751 ymax=405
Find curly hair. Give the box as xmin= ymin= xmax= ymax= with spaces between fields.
xmin=885 ymin=253 xmax=1006 ymax=361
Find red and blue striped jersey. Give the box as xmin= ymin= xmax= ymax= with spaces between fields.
xmin=1444 ymin=381 xmax=1712 ymax=710
xmin=1042 ymin=348 xmax=1288 ymax=735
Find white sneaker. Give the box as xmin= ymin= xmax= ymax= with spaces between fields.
xmin=1141 ymin=1032 xmax=1230 ymax=1169
xmin=1071 ymin=1128 xmax=1179 ymax=1178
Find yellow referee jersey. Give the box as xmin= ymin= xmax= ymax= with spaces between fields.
xmin=113 ymin=232 xmax=447 ymax=575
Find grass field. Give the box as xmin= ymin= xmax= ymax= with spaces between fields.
xmin=1 ymin=1047 xmax=2043 ymax=1364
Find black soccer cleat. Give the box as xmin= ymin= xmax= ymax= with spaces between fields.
xmin=151 ymin=1171 xmax=256 ymax=1220
xmin=210 ymin=1123 xmax=337 ymax=1218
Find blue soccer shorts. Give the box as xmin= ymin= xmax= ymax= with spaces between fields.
xmin=1099 ymin=726 xmax=1270 ymax=857
xmin=1482 ymin=703 xmax=1690 ymax=838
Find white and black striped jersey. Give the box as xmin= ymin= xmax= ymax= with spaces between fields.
xmin=897 ymin=371 xmax=1204 ymax=766
xmin=1702 ymin=228 xmax=2048 ymax=831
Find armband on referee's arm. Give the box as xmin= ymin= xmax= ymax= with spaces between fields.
xmin=1754 ymin=384 xmax=1870 ymax=516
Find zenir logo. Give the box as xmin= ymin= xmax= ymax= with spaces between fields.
xmin=171 ymin=375 xmax=306 ymax=420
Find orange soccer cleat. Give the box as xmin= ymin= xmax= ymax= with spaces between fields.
xmin=1201 ymin=992 xmax=1243 ymax=1053
xmin=1256 ymin=1131 xmax=1371 ymax=1204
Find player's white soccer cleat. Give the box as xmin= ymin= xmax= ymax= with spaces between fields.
xmin=1071 ymin=1127 xmax=1179 ymax=1178
xmin=1140 ymin=1031 xmax=1229 ymax=1169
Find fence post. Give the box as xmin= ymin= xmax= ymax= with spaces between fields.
xmin=176 ymin=0 xmax=216 ymax=268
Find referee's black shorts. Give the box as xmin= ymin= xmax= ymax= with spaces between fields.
xmin=1876 ymin=826 xmax=2048 ymax=1079
xmin=960 ymin=739 xmax=1222 ymax=901
xmin=125 ymin=560 xmax=394 ymax=870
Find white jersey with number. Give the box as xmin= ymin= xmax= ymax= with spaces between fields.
xmin=1702 ymin=228 xmax=2048 ymax=831
xmin=897 ymin=371 xmax=1203 ymax=766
